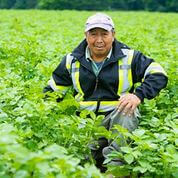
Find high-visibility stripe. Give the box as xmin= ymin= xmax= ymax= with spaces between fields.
xmin=66 ymin=54 xmax=84 ymax=101
xmin=66 ymin=53 xmax=73 ymax=74
xmin=128 ymin=50 xmax=134 ymax=88
xmin=48 ymin=78 xmax=69 ymax=94
xmin=71 ymin=61 xmax=84 ymax=101
xmin=66 ymin=49 xmax=134 ymax=111
xmin=118 ymin=59 xmax=124 ymax=96
xmin=144 ymin=62 xmax=167 ymax=79
xmin=117 ymin=49 xmax=134 ymax=96
xmin=79 ymin=101 xmax=119 ymax=112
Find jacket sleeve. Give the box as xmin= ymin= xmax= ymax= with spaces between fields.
xmin=43 ymin=55 xmax=73 ymax=96
xmin=131 ymin=51 xmax=168 ymax=102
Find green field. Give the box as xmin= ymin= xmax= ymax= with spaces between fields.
xmin=0 ymin=10 xmax=178 ymax=177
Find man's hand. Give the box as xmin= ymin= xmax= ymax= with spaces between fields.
xmin=118 ymin=94 xmax=141 ymax=116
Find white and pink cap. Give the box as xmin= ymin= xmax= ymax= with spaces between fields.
xmin=85 ymin=13 xmax=115 ymax=32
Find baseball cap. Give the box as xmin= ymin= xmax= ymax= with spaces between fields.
xmin=85 ymin=13 xmax=115 ymax=32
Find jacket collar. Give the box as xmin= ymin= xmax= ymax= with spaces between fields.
xmin=71 ymin=39 xmax=128 ymax=61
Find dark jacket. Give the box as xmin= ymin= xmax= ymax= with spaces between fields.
xmin=44 ymin=39 xmax=168 ymax=102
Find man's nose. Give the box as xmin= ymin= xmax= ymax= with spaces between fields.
xmin=96 ymin=35 xmax=103 ymax=42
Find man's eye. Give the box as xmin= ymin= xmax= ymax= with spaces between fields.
xmin=103 ymin=33 xmax=108 ymax=36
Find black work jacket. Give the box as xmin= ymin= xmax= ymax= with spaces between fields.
xmin=44 ymin=39 xmax=168 ymax=102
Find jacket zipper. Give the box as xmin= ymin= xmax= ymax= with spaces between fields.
xmin=94 ymin=77 xmax=99 ymax=92
xmin=80 ymin=62 xmax=99 ymax=92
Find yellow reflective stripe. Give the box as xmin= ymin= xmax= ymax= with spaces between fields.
xmin=66 ymin=54 xmax=73 ymax=73
xmin=150 ymin=70 xmax=167 ymax=75
xmin=151 ymin=63 xmax=167 ymax=76
xmin=74 ymin=61 xmax=84 ymax=101
xmin=48 ymin=78 xmax=69 ymax=95
xmin=128 ymin=50 xmax=134 ymax=87
xmin=151 ymin=62 xmax=161 ymax=67
xmin=118 ymin=59 xmax=124 ymax=96
xmin=144 ymin=62 xmax=167 ymax=78
xmin=66 ymin=63 xmax=70 ymax=71
xmin=117 ymin=49 xmax=134 ymax=96
xmin=55 ymin=85 xmax=69 ymax=92
xmin=52 ymin=78 xmax=69 ymax=92
xmin=80 ymin=101 xmax=119 ymax=106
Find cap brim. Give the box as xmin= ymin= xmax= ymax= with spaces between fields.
xmin=85 ymin=24 xmax=113 ymax=32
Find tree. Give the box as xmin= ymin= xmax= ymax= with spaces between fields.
xmin=0 ymin=0 xmax=177 ymax=12
xmin=13 ymin=0 xmax=37 ymax=9
xmin=0 ymin=0 xmax=16 ymax=8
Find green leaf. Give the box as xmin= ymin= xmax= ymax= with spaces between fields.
xmin=133 ymin=166 xmax=147 ymax=173
xmin=132 ymin=151 xmax=142 ymax=159
xmin=124 ymin=154 xmax=134 ymax=164
xmin=120 ymin=147 xmax=132 ymax=154
xmin=166 ymin=144 xmax=176 ymax=154
xmin=132 ymin=129 xmax=145 ymax=137
xmin=14 ymin=170 xmax=29 ymax=178
xmin=44 ymin=144 xmax=67 ymax=158
xmin=175 ymin=139 xmax=178 ymax=146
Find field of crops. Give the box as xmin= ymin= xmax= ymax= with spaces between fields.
xmin=0 ymin=10 xmax=178 ymax=177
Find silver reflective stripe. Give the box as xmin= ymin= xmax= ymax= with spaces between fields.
xmin=120 ymin=65 xmax=131 ymax=70
xmin=71 ymin=68 xmax=79 ymax=73
xmin=66 ymin=54 xmax=84 ymax=101
xmin=71 ymin=62 xmax=79 ymax=92
xmin=71 ymin=61 xmax=84 ymax=101
xmin=48 ymin=78 xmax=58 ymax=91
xmin=79 ymin=101 xmax=119 ymax=112
xmin=144 ymin=62 xmax=167 ymax=79
xmin=118 ymin=49 xmax=134 ymax=95
xmin=99 ymin=105 xmax=117 ymax=112
xmin=66 ymin=53 xmax=80 ymax=93
xmin=66 ymin=53 xmax=74 ymax=74
xmin=80 ymin=105 xmax=116 ymax=112
xmin=48 ymin=77 xmax=69 ymax=94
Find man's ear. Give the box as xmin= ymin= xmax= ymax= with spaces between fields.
xmin=112 ymin=31 xmax=115 ymax=42
xmin=85 ymin=32 xmax=88 ymax=42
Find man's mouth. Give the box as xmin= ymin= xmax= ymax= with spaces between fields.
xmin=95 ymin=46 xmax=104 ymax=49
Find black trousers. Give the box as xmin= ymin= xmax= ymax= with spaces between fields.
xmin=90 ymin=137 xmax=108 ymax=172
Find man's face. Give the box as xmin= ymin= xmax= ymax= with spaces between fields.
xmin=85 ymin=28 xmax=115 ymax=60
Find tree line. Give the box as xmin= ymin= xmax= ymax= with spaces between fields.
xmin=0 ymin=0 xmax=177 ymax=12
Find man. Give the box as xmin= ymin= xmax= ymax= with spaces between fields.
xmin=44 ymin=13 xmax=168 ymax=172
